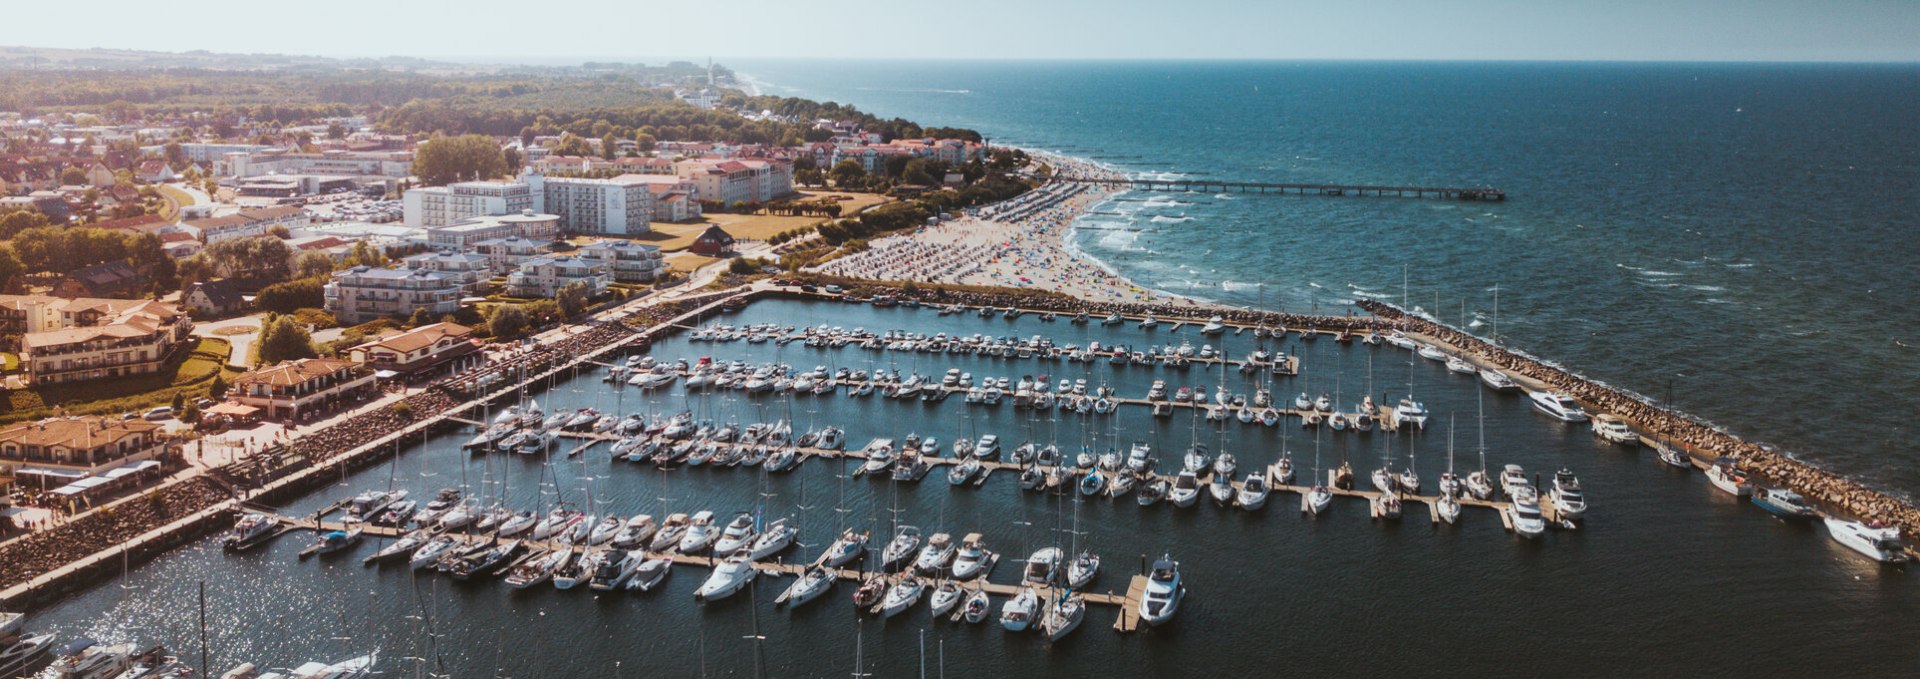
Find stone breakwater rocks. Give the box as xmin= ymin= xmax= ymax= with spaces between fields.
xmin=1356 ymin=300 xmax=1919 ymax=540
xmin=0 ymin=477 xmax=228 ymax=591
xmin=806 ymin=283 xmax=1381 ymax=332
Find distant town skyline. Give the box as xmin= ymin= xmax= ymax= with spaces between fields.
xmin=8 ymin=0 xmax=1920 ymax=63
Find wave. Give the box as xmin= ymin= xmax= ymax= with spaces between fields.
xmin=1687 ymin=285 xmax=1726 ymax=292
xmin=1220 ymin=280 xmax=1262 ymax=292
xmin=1725 ymin=263 xmax=1756 ymax=269
xmin=1149 ymin=215 xmax=1193 ymax=224
xmin=1467 ymin=319 xmax=1486 ymax=328
xmin=1308 ymin=282 xmax=1323 ymax=289
xmin=1698 ymin=298 xmax=1735 ymax=305
xmin=1214 ymin=194 xmax=1234 ymax=200
xmin=1351 ymin=290 xmax=1388 ymax=299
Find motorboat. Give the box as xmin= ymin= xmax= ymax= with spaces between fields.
xmin=878 ymin=576 xmax=927 ymax=618
xmin=1138 ymin=555 xmax=1184 ymax=626
xmin=974 ymin=434 xmax=1001 ymax=460
xmin=1822 ymin=517 xmax=1910 ymax=563
xmin=860 ymin=438 xmax=896 ymax=475
xmin=914 ymin=532 xmax=957 ymax=574
xmin=947 ymin=457 xmax=982 ymax=485
xmin=1200 ymin=315 xmax=1226 ymax=335
xmin=1274 ymin=454 xmax=1295 ymax=484
xmin=1499 ymin=464 xmax=1530 ymax=498
xmin=1000 ymin=588 xmax=1040 ymax=632
xmin=1530 ymin=392 xmax=1590 ymax=422
xmin=1374 ymin=492 xmax=1402 ymax=520
xmin=1707 ymin=459 xmax=1752 ymax=497
xmin=1509 ymin=486 xmax=1548 ymax=539
xmin=881 ymin=526 xmax=923 ymax=572
xmin=1022 ymin=547 xmax=1064 ymax=586
xmin=822 ymin=529 xmax=868 ymax=568
xmin=610 ymin=515 xmax=658 ymax=549
xmin=224 ymin=512 xmax=279 ymax=551
xmin=1078 ymin=471 xmax=1107 ymax=497
xmin=1478 ymin=368 xmax=1520 ymax=392
xmin=1206 ymin=472 xmax=1234 ymax=506
xmin=693 ymin=552 xmax=758 ymax=601
xmin=963 ymin=589 xmax=992 ymax=624
xmin=1549 ymin=469 xmax=1587 ymax=520
xmin=1066 ymin=550 xmax=1100 ymax=588
xmin=1591 ymin=413 xmax=1637 ymax=445
xmin=345 ymin=489 xmax=406 ymax=524
xmin=776 ymin=567 xmax=834 ymax=610
xmin=310 ymin=528 xmax=362 ymax=556
xmin=1445 ymin=355 xmax=1477 ymax=374
xmin=589 ymin=549 xmax=645 ymax=591
xmin=408 ymin=535 xmax=458 ymax=570
xmin=624 ymin=557 xmax=673 ymax=593
xmin=678 ymin=510 xmax=719 ymax=554
xmin=1042 ymin=594 xmax=1087 ymax=642
xmin=552 ymin=548 xmax=603 ymax=590
xmin=1747 ymin=487 xmax=1817 ymax=520
xmin=951 ymin=533 xmax=992 ymax=580
xmin=1236 ymin=471 xmax=1269 ymax=510
xmin=930 ymin=581 xmax=966 ymax=618
xmin=36 ymin=638 xmax=136 ymax=679
xmin=0 ymin=631 xmax=54 ymax=679
xmin=1168 ymin=472 xmax=1201 ymax=508
xmin=712 ymin=513 xmax=758 ymax=555
xmin=649 ymin=513 xmax=690 ymax=552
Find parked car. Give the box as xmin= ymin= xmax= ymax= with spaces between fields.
xmin=144 ymin=406 xmax=175 ymax=421
xmin=824 ymin=285 xmax=843 ymax=294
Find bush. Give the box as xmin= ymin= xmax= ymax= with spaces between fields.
xmin=291 ymin=308 xmax=338 ymax=329
xmin=256 ymin=277 xmax=326 ymax=314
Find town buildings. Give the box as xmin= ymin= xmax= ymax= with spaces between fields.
xmin=322 ymin=266 xmax=462 ymax=325
xmin=229 ymin=357 xmax=376 ymax=421
xmin=673 ymin=158 xmax=794 ymax=206
xmin=399 ymin=251 xmax=491 ymax=293
xmin=402 ymin=180 xmax=536 ymax=228
xmin=345 ymin=322 xmax=476 ymax=375
xmin=423 ymin=211 xmax=561 ymax=249
xmin=184 ymin=206 xmax=312 ymax=243
xmin=2 ymin=296 xmax=195 ymax=386
xmin=0 ymin=417 xmax=167 ymax=477
xmin=505 ymin=255 xmax=610 ymax=298
xmin=578 ymin=240 xmax=666 ymax=283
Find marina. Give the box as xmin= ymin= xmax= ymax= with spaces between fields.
xmin=10 ymin=294 xmax=1917 ymax=677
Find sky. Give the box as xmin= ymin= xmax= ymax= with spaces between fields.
xmin=10 ymin=0 xmax=1920 ymax=63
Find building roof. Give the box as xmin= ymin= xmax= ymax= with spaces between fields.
xmin=64 ymin=261 xmax=144 ymax=294
xmin=697 ymin=225 xmax=735 ymax=243
xmin=0 ymin=417 xmax=159 ymax=450
xmin=187 ymin=280 xmax=246 ymax=308
xmin=351 ymin=322 xmax=473 ymax=355
xmin=233 ymin=357 xmax=357 ymax=389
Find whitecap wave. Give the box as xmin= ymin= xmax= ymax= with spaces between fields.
xmin=1687 ymin=285 xmax=1726 ymax=292
xmin=1149 ymin=215 xmax=1193 ymax=224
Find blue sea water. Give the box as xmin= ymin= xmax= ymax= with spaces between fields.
xmin=737 ymin=59 xmax=1920 ymax=497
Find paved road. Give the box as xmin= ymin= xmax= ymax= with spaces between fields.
xmin=191 ymin=314 xmax=266 ymax=368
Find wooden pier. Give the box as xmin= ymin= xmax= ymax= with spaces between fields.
xmin=1053 ymin=176 xmax=1506 ymax=202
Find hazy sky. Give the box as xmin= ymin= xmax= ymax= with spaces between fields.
xmin=12 ymin=0 xmax=1919 ymax=62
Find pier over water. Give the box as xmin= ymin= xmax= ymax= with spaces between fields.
xmin=1052 ymin=176 xmax=1507 ymax=201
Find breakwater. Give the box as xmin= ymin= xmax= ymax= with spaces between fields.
xmin=1356 ymin=299 xmax=1919 ymax=540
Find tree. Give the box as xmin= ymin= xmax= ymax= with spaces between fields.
xmin=209 ymin=374 xmax=227 ymax=399
xmin=326 ymin=122 xmax=348 ymax=139
xmin=0 ymin=245 xmax=22 ymax=293
xmin=124 ymin=233 xmax=179 ymax=292
xmin=0 ymin=210 xmax=49 ymax=239
xmin=162 ymin=142 xmax=187 ymax=169
xmin=410 ymin=134 xmax=507 ymax=186
xmin=408 ymin=306 xmax=433 ymax=327
xmin=179 ymin=401 xmax=200 ymax=425
xmin=267 ymin=224 xmax=292 ymax=239
xmin=487 ymin=304 xmax=530 ymax=339
xmin=633 ymin=132 xmax=656 ymax=153
xmin=550 ymin=133 xmax=593 ymax=158
xmin=502 ymin=146 xmax=524 ymax=171
xmin=256 ymin=313 xmax=317 ymax=364
xmin=599 ymin=133 xmax=619 ymax=160
xmin=203 ymin=236 xmax=293 ymax=282
xmin=255 ymin=278 xmax=325 ymax=314
xmin=59 ymin=167 xmax=89 ymax=186
xmin=341 ymin=241 xmax=386 ymax=269
xmin=555 ymin=281 xmax=590 ymax=317
xmin=293 ymin=251 xmax=337 ymax=279
xmin=831 ymin=159 xmax=866 ymax=187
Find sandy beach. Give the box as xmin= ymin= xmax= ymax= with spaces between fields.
xmin=811 ymin=153 xmax=1211 ymax=307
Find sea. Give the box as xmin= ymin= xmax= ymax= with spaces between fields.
xmin=24 ymin=61 xmax=1920 ymax=676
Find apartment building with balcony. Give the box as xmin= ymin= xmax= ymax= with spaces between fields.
xmin=403 ymin=180 xmax=537 ymax=228
xmin=505 ymin=255 xmax=610 ymax=298
xmin=6 ymin=296 xmax=194 ymax=386
xmin=578 ymin=239 xmax=666 ymax=283
xmin=229 ymin=357 xmax=376 ymax=421
xmin=400 ymin=251 xmax=491 ymax=293
xmin=322 ymin=266 xmax=463 ymax=325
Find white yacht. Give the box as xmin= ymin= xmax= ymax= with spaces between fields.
xmin=1499 ymin=464 xmax=1530 ymax=498
xmin=1445 ymin=355 xmax=1477 ymax=374
xmin=1509 ymin=486 xmax=1548 ymax=539
xmin=1823 ymin=517 xmax=1910 ymax=563
xmin=712 ymin=513 xmax=757 ymax=555
xmin=881 ymin=526 xmax=923 ymax=572
xmin=1200 ymin=315 xmax=1226 ymax=335
xmin=1549 ymin=468 xmax=1588 ymax=520
xmin=748 ymin=518 xmax=797 ymax=560
xmin=777 ymin=566 xmax=835 ymax=608
xmin=1529 ymin=391 xmax=1590 ymax=422
xmin=1479 ymin=368 xmax=1521 ymax=392
xmin=1000 ymin=588 xmax=1040 ymax=632
xmin=821 ymin=529 xmax=868 ymax=568
xmin=1138 ymin=555 xmax=1184 ymax=626
xmin=1591 ymin=413 xmax=1637 ymax=445
xmin=878 ymin=576 xmax=927 ymax=618
xmin=951 ymin=534 xmax=993 ymax=580
xmin=1042 ymin=594 xmax=1086 ymax=642
xmin=1393 ymin=397 xmax=1429 ymax=429
xmin=693 ymin=552 xmax=758 ymax=601
xmin=678 ymin=510 xmax=719 ymax=554
xmin=1707 ymin=460 xmax=1752 ymax=497
xmin=1168 ymin=472 xmax=1201 ymax=508
xmin=1307 ymin=483 xmax=1333 ymax=515
xmin=914 ymin=532 xmax=957 ymax=574
xmin=1022 ymin=547 xmax=1064 ymax=586
xmin=1236 ymin=471 xmax=1269 ymax=510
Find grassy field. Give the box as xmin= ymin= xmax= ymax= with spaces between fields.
xmin=664 ymin=253 xmax=720 ymax=273
xmin=633 ymin=191 xmax=894 ymax=252
xmin=156 ymin=184 xmax=195 ymax=222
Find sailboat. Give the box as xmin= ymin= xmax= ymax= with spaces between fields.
xmin=1464 ymin=392 xmax=1496 ymax=500
xmin=1437 ymin=418 xmax=1462 ymax=524
xmin=1306 ymin=429 xmax=1332 ymax=516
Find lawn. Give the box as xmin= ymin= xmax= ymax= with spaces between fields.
xmin=665 ymin=254 xmax=720 ymax=273
xmin=0 ymin=352 xmax=17 ymax=372
xmin=635 ymin=191 xmax=894 ymax=252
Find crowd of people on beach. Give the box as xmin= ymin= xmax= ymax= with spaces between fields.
xmin=1359 ymin=300 xmax=1918 ymax=536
